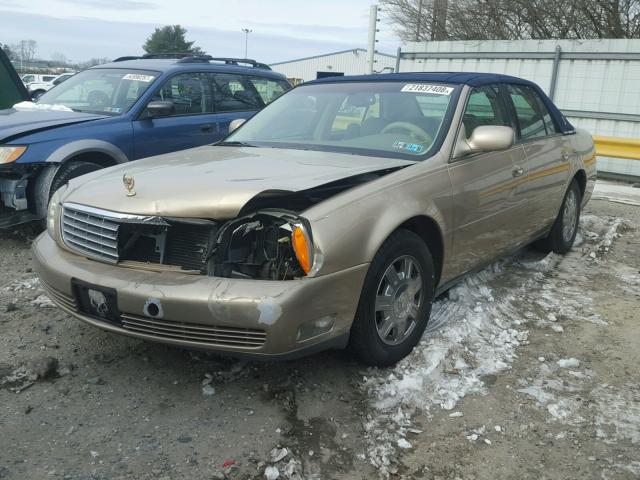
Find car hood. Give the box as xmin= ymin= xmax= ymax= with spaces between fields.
xmin=0 ymin=108 xmax=108 ymax=142
xmin=64 ymin=146 xmax=415 ymax=219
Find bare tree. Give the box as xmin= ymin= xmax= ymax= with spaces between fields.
xmin=16 ymin=40 xmax=37 ymax=63
xmin=381 ymin=0 xmax=640 ymax=41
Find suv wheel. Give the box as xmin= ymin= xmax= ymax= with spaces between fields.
xmin=350 ymin=230 xmax=435 ymax=367
xmin=33 ymin=161 xmax=103 ymax=220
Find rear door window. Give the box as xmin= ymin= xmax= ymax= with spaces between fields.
xmin=210 ymin=73 xmax=263 ymax=112
xmin=506 ymin=84 xmax=548 ymax=140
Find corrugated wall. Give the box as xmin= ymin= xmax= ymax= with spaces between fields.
xmin=398 ymin=39 xmax=640 ymax=178
xmin=271 ymin=50 xmax=397 ymax=82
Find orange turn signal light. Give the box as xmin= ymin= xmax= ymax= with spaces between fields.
xmin=0 ymin=146 xmax=27 ymax=164
xmin=292 ymin=226 xmax=312 ymax=274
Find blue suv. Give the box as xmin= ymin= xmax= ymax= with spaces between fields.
xmin=0 ymin=54 xmax=291 ymax=228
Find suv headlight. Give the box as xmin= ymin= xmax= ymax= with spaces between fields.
xmin=0 ymin=146 xmax=28 ymax=164
xmin=47 ymin=187 xmax=65 ymax=240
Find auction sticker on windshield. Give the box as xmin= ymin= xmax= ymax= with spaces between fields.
xmin=401 ymin=84 xmax=454 ymax=95
xmin=123 ymin=73 xmax=155 ymax=82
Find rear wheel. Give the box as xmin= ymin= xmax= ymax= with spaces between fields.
xmin=33 ymin=161 xmax=103 ymax=220
xmin=350 ymin=230 xmax=435 ymax=367
xmin=535 ymin=179 xmax=581 ymax=254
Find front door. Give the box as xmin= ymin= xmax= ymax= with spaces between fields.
xmin=448 ymin=85 xmax=529 ymax=278
xmin=133 ymin=72 xmax=223 ymax=159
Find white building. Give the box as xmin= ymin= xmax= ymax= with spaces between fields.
xmin=270 ymin=48 xmax=397 ymax=84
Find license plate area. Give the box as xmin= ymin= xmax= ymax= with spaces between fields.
xmin=72 ymin=279 xmax=121 ymax=325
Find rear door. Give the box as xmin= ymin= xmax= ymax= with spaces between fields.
xmin=503 ymin=84 xmax=572 ymax=238
xmin=448 ymin=84 xmax=529 ymax=277
xmin=208 ymin=73 xmax=289 ymax=137
xmin=133 ymin=71 xmax=220 ymax=158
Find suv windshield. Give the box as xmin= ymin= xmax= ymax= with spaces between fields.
xmin=36 ymin=68 xmax=159 ymax=115
xmin=227 ymin=81 xmax=458 ymax=159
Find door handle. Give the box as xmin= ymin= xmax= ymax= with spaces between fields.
xmin=512 ymin=166 xmax=524 ymax=178
xmin=561 ymin=152 xmax=572 ymax=160
xmin=200 ymin=124 xmax=214 ymax=132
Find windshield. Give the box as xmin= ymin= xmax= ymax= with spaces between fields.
xmin=227 ymin=81 xmax=458 ymax=159
xmin=36 ymin=68 xmax=159 ymax=115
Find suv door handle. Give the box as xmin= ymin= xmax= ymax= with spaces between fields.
xmin=200 ymin=124 xmax=214 ymax=132
xmin=512 ymin=166 xmax=525 ymax=178
xmin=561 ymin=152 xmax=572 ymax=160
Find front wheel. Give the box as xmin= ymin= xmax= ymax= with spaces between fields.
xmin=535 ymin=179 xmax=582 ymax=254
xmin=33 ymin=161 xmax=103 ymax=220
xmin=350 ymin=230 xmax=435 ymax=367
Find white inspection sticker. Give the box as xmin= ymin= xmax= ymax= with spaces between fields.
xmin=123 ymin=73 xmax=155 ymax=82
xmin=401 ymin=84 xmax=454 ymax=95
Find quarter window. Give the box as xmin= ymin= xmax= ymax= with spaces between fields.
xmin=152 ymin=72 xmax=213 ymax=115
xmin=462 ymin=85 xmax=510 ymax=139
xmin=246 ymin=76 xmax=290 ymax=104
xmin=506 ymin=84 xmax=547 ymax=140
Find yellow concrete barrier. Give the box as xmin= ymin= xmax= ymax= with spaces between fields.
xmin=593 ymin=135 xmax=640 ymax=160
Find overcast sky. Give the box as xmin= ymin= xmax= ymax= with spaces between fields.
xmin=0 ymin=0 xmax=400 ymax=64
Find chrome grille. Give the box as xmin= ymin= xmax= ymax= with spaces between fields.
xmin=121 ymin=313 xmax=267 ymax=349
xmin=62 ymin=204 xmax=120 ymax=263
xmin=41 ymin=281 xmax=78 ymax=312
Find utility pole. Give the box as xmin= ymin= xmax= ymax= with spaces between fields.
xmin=242 ymin=28 xmax=252 ymax=58
xmin=366 ymin=4 xmax=379 ymax=74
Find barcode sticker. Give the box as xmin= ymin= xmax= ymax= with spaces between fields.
xmin=123 ymin=73 xmax=155 ymax=82
xmin=401 ymin=84 xmax=454 ymax=95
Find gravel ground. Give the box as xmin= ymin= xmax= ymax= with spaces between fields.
xmin=0 ymin=192 xmax=638 ymax=480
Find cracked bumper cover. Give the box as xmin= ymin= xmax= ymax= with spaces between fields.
xmin=32 ymin=233 xmax=368 ymax=359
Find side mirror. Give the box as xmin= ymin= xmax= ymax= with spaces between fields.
xmin=146 ymin=100 xmax=175 ymax=118
xmin=455 ymin=125 xmax=514 ymax=157
xmin=228 ymin=118 xmax=246 ymax=133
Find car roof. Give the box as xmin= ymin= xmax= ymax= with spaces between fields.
xmin=306 ymin=71 xmax=538 ymax=88
xmin=91 ymin=58 xmax=287 ymax=80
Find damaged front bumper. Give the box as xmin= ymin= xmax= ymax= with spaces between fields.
xmin=0 ymin=177 xmax=37 ymax=229
xmin=32 ymin=233 xmax=368 ymax=359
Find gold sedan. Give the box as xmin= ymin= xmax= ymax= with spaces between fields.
xmin=33 ymin=73 xmax=596 ymax=366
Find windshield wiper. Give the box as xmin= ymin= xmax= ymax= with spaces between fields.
xmin=216 ymin=140 xmax=257 ymax=147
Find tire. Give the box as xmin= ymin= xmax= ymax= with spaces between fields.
xmin=535 ymin=179 xmax=582 ymax=254
xmin=350 ymin=230 xmax=435 ymax=367
xmin=33 ymin=161 xmax=103 ymax=220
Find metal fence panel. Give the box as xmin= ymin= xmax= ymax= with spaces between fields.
xmin=398 ymin=39 xmax=640 ymax=179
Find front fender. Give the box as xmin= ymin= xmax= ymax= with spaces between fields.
xmin=46 ymin=139 xmax=128 ymax=164
xmin=305 ymin=162 xmax=452 ymax=277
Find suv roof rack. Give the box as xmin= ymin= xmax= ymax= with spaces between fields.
xmin=177 ymin=55 xmax=271 ymax=70
xmin=113 ymin=54 xmax=271 ymax=70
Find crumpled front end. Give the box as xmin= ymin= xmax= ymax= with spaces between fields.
xmin=33 ymin=231 xmax=367 ymax=358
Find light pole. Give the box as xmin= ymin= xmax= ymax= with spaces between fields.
xmin=242 ymin=28 xmax=252 ymax=58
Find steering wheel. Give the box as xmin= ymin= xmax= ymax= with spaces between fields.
xmin=381 ymin=121 xmax=432 ymax=142
xmin=87 ymin=90 xmax=110 ymax=109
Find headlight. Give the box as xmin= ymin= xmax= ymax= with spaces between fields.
xmin=0 ymin=146 xmax=28 ymax=164
xmin=210 ymin=211 xmax=319 ymax=280
xmin=47 ymin=187 xmax=65 ymax=240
